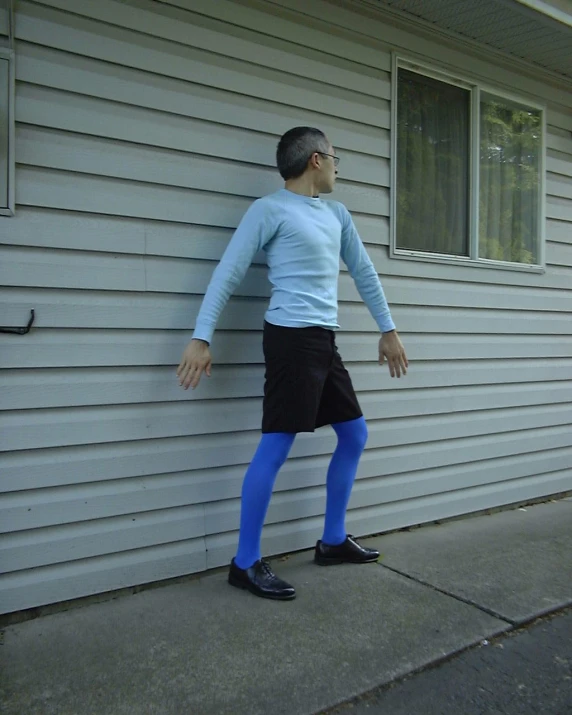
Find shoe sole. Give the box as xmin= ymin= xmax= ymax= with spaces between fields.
xmin=314 ymin=555 xmax=379 ymax=566
xmin=228 ymin=574 xmax=296 ymax=600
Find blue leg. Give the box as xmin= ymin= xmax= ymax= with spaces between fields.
xmin=321 ymin=416 xmax=368 ymax=546
xmin=234 ymin=432 xmax=296 ymax=569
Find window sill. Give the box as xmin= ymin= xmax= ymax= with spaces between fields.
xmin=390 ymin=248 xmax=545 ymax=274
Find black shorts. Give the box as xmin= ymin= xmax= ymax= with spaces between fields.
xmin=262 ymin=321 xmax=363 ymax=434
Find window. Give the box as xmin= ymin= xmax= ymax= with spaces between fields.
xmin=391 ymin=58 xmax=545 ymax=270
xmin=0 ymin=0 xmax=8 ymax=37
xmin=0 ymin=55 xmax=11 ymax=213
xmin=0 ymin=0 xmax=13 ymax=216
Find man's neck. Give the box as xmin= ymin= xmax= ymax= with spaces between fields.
xmin=284 ymin=177 xmax=320 ymax=198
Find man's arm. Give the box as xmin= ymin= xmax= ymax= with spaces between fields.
xmin=339 ymin=205 xmax=408 ymax=378
xmin=177 ymin=200 xmax=274 ymax=390
xmin=192 ymin=200 xmax=273 ymax=344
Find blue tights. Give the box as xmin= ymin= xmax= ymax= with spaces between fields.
xmin=234 ymin=416 xmax=368 ymax=569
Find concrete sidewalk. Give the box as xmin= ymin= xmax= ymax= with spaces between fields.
xmin=1 ymin=498 xmax=571 ymax=715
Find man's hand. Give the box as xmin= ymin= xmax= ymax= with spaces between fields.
xmin=177 ymin=339 xmax=212 ymax=390
xmin=379 ymin=330 xmax=408 ymax=378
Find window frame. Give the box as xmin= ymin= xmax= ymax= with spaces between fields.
xmin=390 ymin=53 xmax=547 ymax=273
xmin=0 ymin=46 xmax=15 ymax=217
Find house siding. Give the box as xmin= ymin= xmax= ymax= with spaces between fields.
xmin=0 ymin=0 xmax=571 ymax=614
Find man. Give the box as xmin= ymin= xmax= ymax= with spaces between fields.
xmin=177 ymin=127 xmax=408 ymax=601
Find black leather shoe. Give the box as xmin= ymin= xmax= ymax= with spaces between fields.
xmin=314 ymin=535 xmax=380 ymax=566
xmin=228 ymin=558 xmax=296 ymax=600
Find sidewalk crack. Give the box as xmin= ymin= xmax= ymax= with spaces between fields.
xmin=378 ymin=562 xmax=515 ymax=625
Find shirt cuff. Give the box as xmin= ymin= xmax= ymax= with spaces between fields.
xmin=192 ymin=322 xmax=215 ymax=344
xmin=376 ymin=315 xmax=396 ymax=333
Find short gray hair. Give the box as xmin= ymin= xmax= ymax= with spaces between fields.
xmin=276 ymin=127 xmax=329 ymax=180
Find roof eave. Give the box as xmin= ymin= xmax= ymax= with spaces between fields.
xmin=510 ymin=0 xmax=572 ymax=29
xmin=349 ymin=0 xmax=572 ymax=88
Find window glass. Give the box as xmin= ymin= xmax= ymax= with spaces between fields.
xmin=479 ymin=95 xmax=541 ymax=264
xmin=397 ymin=68 xmax=470 ymax=257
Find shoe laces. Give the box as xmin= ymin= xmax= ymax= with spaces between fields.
xmin=259 ymin=559 xmax=277 ymax=581
xmin=260 ymin=559 xmax=273 ymax=575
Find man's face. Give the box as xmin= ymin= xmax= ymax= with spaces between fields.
xmin=318 ymin=143 xmax=339 ymax=194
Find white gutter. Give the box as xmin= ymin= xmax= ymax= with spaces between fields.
xmin=512 ymin=0 xmax=572 ymax=28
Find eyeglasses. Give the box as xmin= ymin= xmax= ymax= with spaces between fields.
xmin=317 ymin=152 xmax=340 ymax=167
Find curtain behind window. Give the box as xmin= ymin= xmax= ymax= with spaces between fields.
xmin=397 ymin=68 xmax=470 ymax=256
xmin=479 ymin=97 xmax=541 ymax=264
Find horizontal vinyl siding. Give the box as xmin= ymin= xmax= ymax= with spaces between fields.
xmin=0 ymin=0 xmax=571 ymax=613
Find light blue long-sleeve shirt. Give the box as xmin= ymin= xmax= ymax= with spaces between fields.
xmin=192 ymin=188 xmax=395 ymax=344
